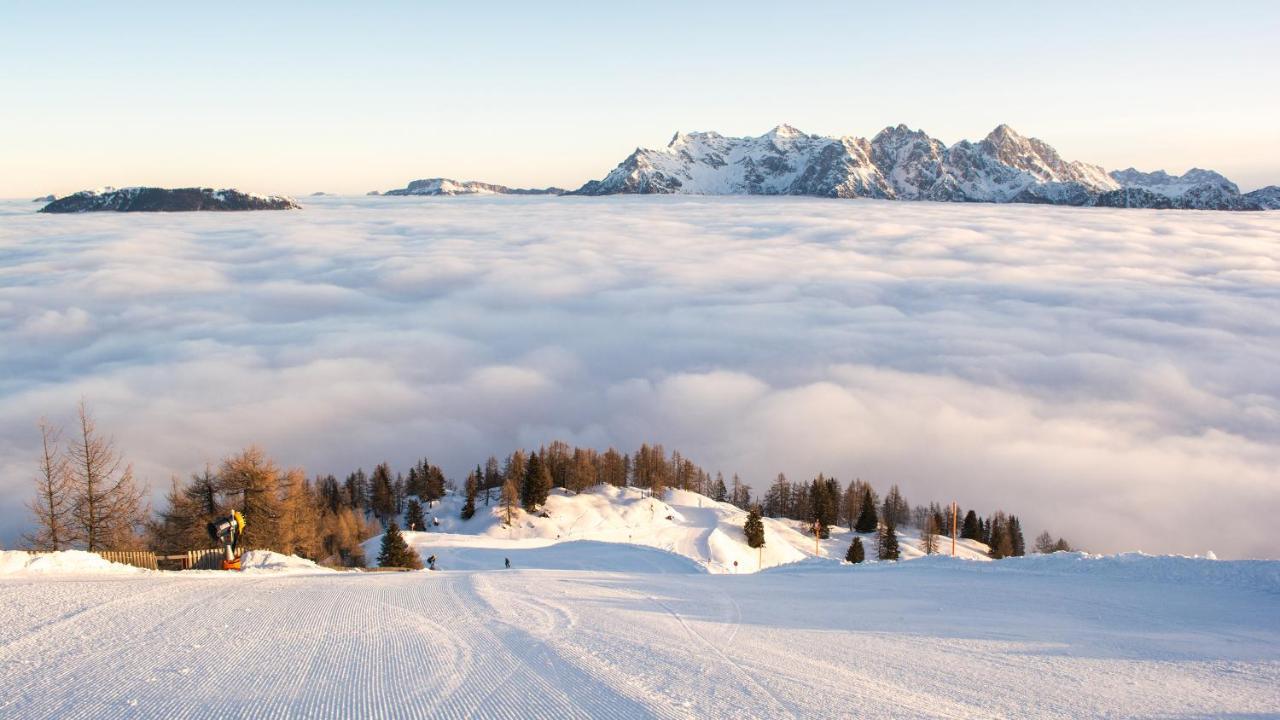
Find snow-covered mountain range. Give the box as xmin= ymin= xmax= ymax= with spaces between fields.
xmin=39 ymin=187 xmax=299 ymax=212
xmin=381 ymin=177 xmax=564 ymax=196
xmin=574 ymin=124 xmax=1279 ymax=210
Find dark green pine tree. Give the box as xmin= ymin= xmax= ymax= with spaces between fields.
xmin=461 ymin=470 xmax=478 ymax=520
xmin=1008 ymin=515 xmax=1025 ymax=557
xmin=961 ymin=510 xmax=980 ymax=540
xmin=404 ymin=498 xmax=426 ymax=531
xmin=744 ymin=505 xmax=766 ymax=548
xmin=424 ymin=464 xmax=446 ymax=503
xmin=712 ymin=474 xmax=728 ymax=502
xmin=377 ymin=521 xmax=423 ymax=569
xmin=854 ymin=487 xmax=879 ymax=533
xmin=988 ymin=515 xmax=1014 ymax=559
xmin=369 ymin=462 xmax=396 ymax=524
xmin=877 ymin=521 xmax=900 ymax=561
xmin=845 ymin=536 xmax=865 ymax=564
xmin=522 ymin=451 xmax=553 ymax=510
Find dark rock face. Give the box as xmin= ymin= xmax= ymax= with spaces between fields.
xmin=31 ymin=194 xmax=56 ymax=203
xmin=39 ymin=187 xmax=299 ymax=213
xmin=1094 ymin=187 xmax=1177 ymax=209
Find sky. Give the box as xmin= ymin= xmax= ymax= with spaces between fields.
xmin=2 ymin=196 xmax=1277 ymax=558
xmin=2 ymin=1 xmax=1279 ymax=197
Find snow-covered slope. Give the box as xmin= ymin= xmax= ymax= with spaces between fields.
xmin=574 ymin=124 xmax=1274 ymax=210
xmin=4 ymin=551 xmax=1278 ymax=718
xmin=366 ymin=485 xmax=991 ymax=573
xmin=382 ymin=177 xmax=564 ymax=196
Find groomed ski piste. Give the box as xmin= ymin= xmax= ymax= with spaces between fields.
xmin=3 ymin=487 xmax=1278 ymax=719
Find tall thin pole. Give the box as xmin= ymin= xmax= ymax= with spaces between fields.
xmin=951 ymin=502 xmax=957 ymax=557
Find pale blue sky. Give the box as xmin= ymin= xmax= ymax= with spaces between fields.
xmin=2 ymin=1 xmax=1277 ymax=196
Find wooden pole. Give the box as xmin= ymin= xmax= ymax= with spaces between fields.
xmin=951 ymin=501 xmax=957 ymax=557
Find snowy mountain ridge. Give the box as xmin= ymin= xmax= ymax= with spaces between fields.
xmin=382 ymin=177 xmax=565 ymax=196
xmin=574 ymin=124 xmax=1278 ymax=210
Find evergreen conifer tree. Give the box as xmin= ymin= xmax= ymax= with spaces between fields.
xmin=845 ymin=536 xmax=865 ymax=563
xmin=461 ymin=471 xmax=477 ymax=520
xmin=369 ymin=462 xmax=395 ymax=524
xmin=877 ymin=521 xmax=900 ymax=561
xmin=522 ymin=451 xmax=552 ymax=510
xmin=712 ymin=473 xmax=728 ymax=502
xmin=404 ymin=498 xmax=425 ymax=531
xmin=854 ymin=487 xmax=879 ymax=533
xmin=376 ymin=521 xmax=422 ymax=569
xmin=743 ymin=505 xmax=765 ymax=548
xmin=1008 ymin=515 xmax=1025 ymax=557
xmin=961 ymin=510 xmax=980 ymax=540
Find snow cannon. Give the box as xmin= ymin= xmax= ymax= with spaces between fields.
xmin=207 ymin=510 xmax=247 ymax=571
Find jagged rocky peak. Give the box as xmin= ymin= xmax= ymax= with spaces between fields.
xmin=573 ymin=123 xmax=1272 ymax=210
xmin=382 ymin=177 xmax=564 ymax=196
xmin=39 ymin=187 xmax=299 ymax=213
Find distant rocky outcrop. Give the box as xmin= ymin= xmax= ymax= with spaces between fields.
xmin=382 ymin=178 xmax=564 ymax=197
xmin=39 ymin=187 xmax=299 ymax=213
xmin=1244 ymin=185 xmax=1280 ymax=210
xmin=573 ymin=124 xmax=1275 ymax=211
xmin=31 ymin=194 xmax=56 ymax=203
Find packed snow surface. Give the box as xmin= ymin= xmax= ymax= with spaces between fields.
xmin=1 ymin=552 xmax=1276 ymax=718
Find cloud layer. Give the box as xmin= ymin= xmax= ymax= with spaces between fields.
xmin=1 ymin=196 xmax=1277 ymax=557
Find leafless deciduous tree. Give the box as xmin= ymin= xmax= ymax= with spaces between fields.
xmin=66 ymin=402 xmax=147 ymax=550
xmin=22 ymin=420 xmax=73 ymax=550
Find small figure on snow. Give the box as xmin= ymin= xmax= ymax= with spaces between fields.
xmin=427 ymin=554 xmax=438 ymax=571
xmin=504 ymin=558 xmax=511 ymax=569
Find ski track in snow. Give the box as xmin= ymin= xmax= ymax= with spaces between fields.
xmin=3 ymin=556 xmax=1278 ymax=719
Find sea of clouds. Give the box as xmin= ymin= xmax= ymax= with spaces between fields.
xmin=1 ymin=195 xmax=1277 ymax=557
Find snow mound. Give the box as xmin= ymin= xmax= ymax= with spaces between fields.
xmin=0 ymin=550 xmax=143 ymax=575
xmin=238 ymin=550 xmax=336 ymax=574
xmin=365 ymin=485 xmax=990 ymax=574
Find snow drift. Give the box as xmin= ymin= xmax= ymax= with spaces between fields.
xmin=0 ymin=550 xmax=143 ymax=575
xmin=366 ymin=486 xmax=993 ymax=573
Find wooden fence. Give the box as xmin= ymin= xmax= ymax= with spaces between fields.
xmin=184 ymin=548 xmax=227 ymax=570
xmin=27 ymin=549 xmax=161 ymax=571
xmin=96 ymin=550 xmax=159 ymax=570
xmin=28 ymin=549 xmax=230 ymax=571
